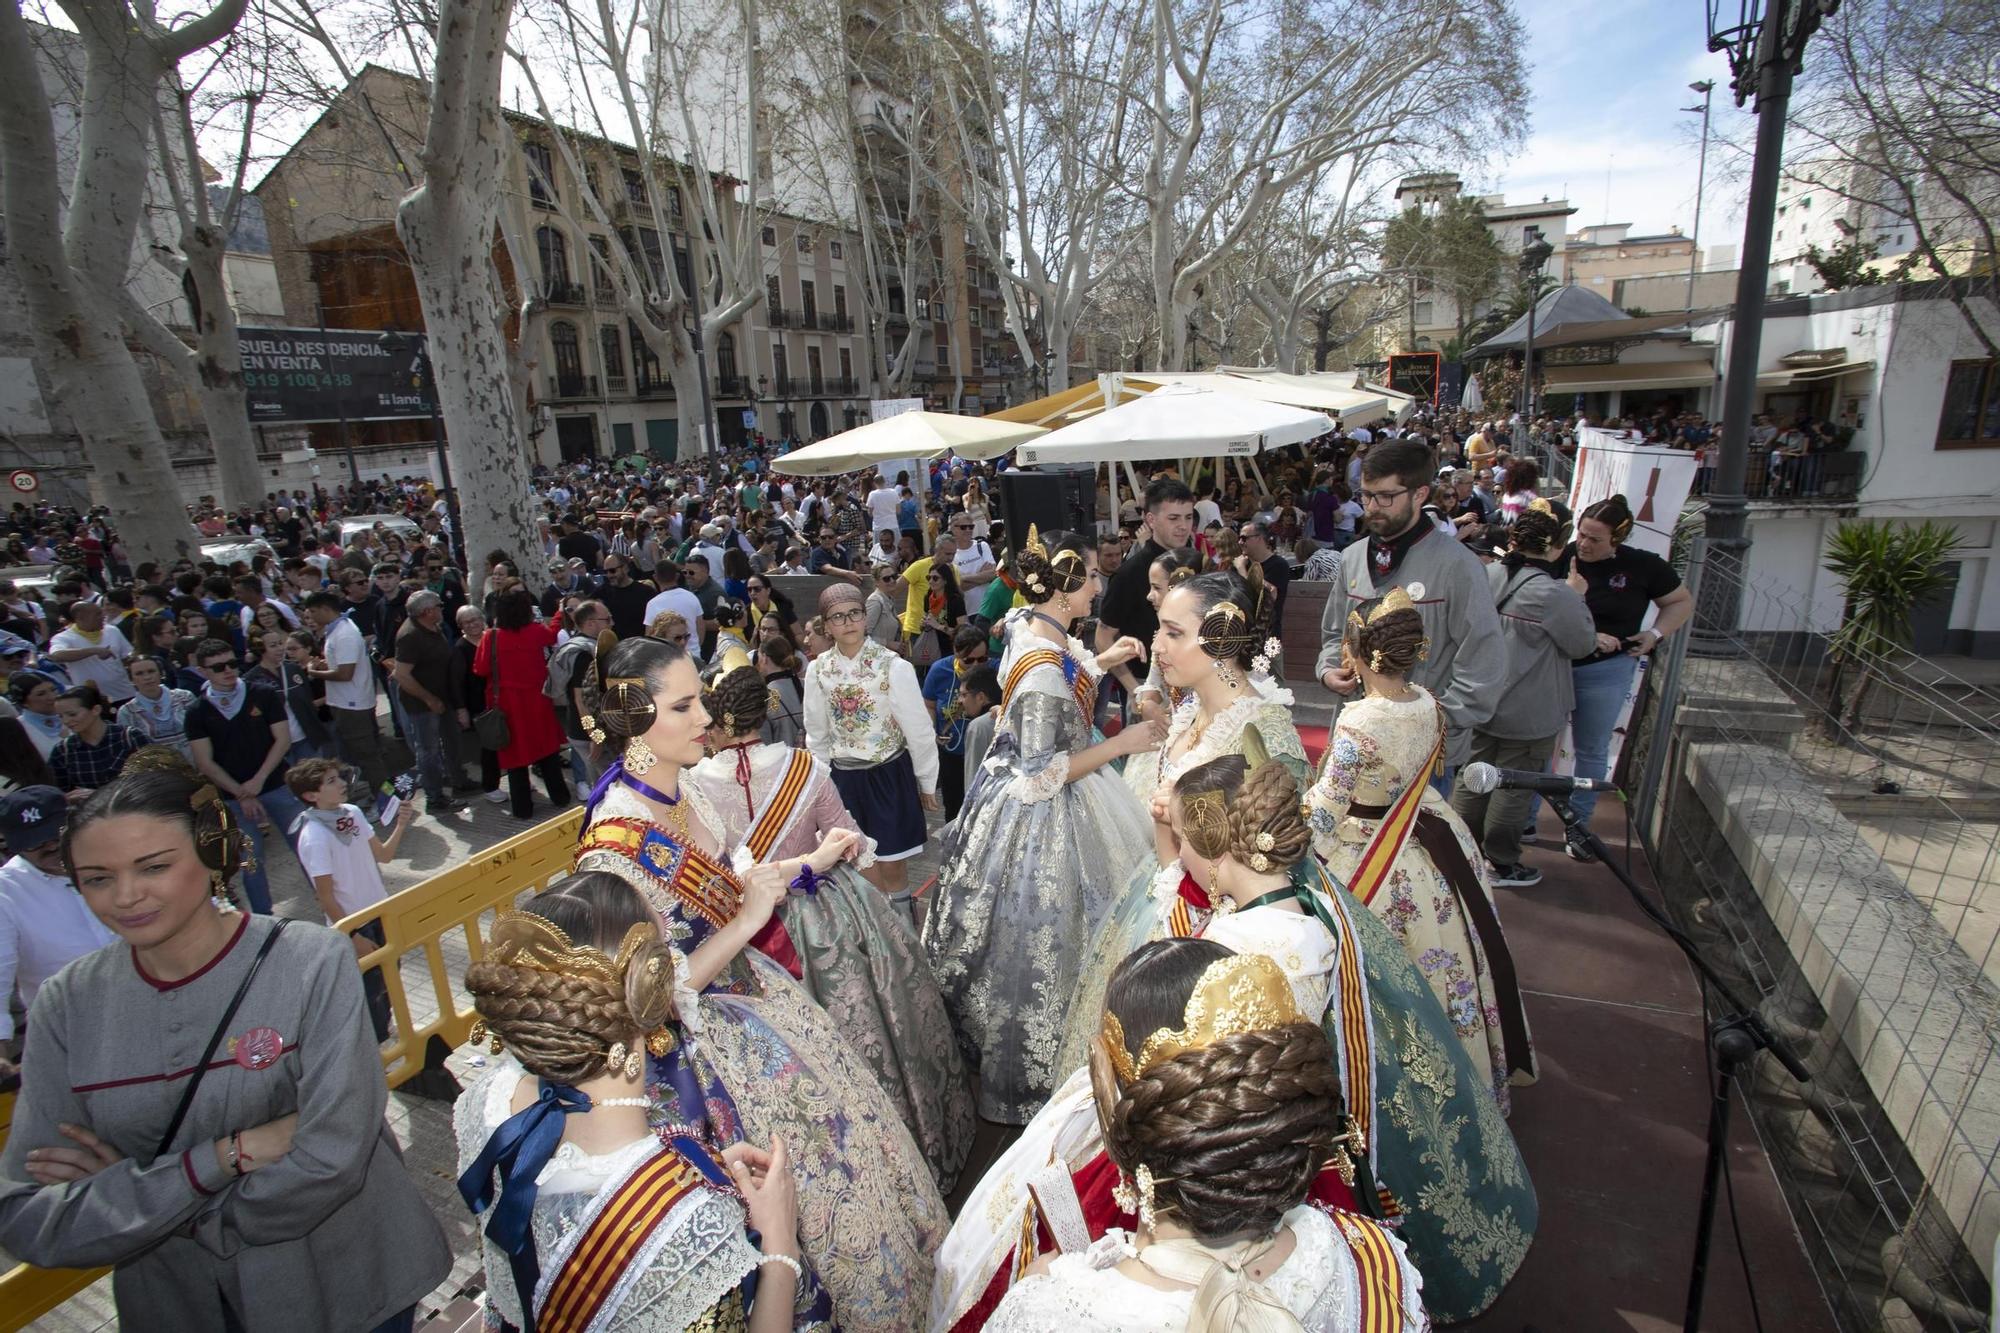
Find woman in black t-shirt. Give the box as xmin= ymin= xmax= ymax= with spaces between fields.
xmin=1554 ymin=494 xmax=1694 ymax=855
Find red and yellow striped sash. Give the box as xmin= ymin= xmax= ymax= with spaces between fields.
xmin=1339 ymin=724 xmax=1443 ymax=908
xmin=576 ymin=818 xmax=743 ymax=928
xmin=1315 ymin=864 xmax=1378 ymax=1164
xmin=1333 ymin=1209 xmax=1409 ymax=1333
xmin=1001 ymin=647 xmax=1096 ymax=724
xmin=744 ymin=749 xmax=816 ymax=862
xmin=538 ymin=1150 xmax=707 ymax=1333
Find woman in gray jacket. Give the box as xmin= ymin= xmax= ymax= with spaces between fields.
xmin=1451 ymin=503 xmax=1597 ymax=886
xmin=0 ymin=761 xmax=449 ymax=1331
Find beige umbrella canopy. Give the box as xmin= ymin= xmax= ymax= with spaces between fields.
xmin=768 ymin=411 xmax=1047 ymax=476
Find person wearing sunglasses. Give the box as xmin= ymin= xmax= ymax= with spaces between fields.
xmin=920 ymin=624 xmax=990 ymax=821
xmin=185 ymin=640 xmax=311 ymax=915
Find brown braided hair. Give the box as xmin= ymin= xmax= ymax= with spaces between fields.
xmin=584 ymin=632 xmax=688 ymax=740
xmin=1175 ymin=568 xmax=1269 ymax=672
xmin=69 ymin=748 xmax=245 ymax=880
xmin=1173 ymin=754 xmax=1311 ymax=872
xmin=709 ymin=664 xmax=770 ymax=736
xmin=1011 ymin=528 xmax=1093 ymax=606
xmin=1346 ymin=603 xmax=1427 ymax=678
xmin=1093 ymin=938 xmax=1340 ymax=1243
xmin=464 ymin=872 xmax=678 ymax=1086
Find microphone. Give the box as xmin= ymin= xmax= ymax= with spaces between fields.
xmin=1459 ymin=763 xmax=1618 ymax=796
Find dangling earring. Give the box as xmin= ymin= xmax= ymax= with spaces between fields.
xmin=1113 ymin=1171 xmax=1139 ymax=1216
xmin=1133 ymin=1164 xmax=1159 ymax=1234
xmin=607 ymin=1041 xmax=642 ymax=1079
xmin=625 ymin=736 xmax=658 ymax=776
xmin=1213 ymin=658 xmax=1239 ymax=689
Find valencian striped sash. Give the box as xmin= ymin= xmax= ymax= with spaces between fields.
xmin=1336 ymin=712 xmax=1444 ymax=908
xmin=534 ymin=1148 xmax=708 ymax=1333
xmin=1001 ymin=647 xmax=1097 ymax=724
xmin=575 ymin=818 xmax=741 ymax=928
xmin=744 ymin=748 xmax=817 ymax=863
xmin=1333 ymin=1208 xmax=1410 ymax=1333
xmin=1311 ymin=864 xmax=1381 ymax=1178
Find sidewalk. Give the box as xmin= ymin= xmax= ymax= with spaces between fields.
xmin=1467 ymin=800 xmax=1836 ymax=1332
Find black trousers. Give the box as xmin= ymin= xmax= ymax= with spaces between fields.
xmin=938 ymin=745 xmax=966 ymax=821
xmin=505 ymin=754 xmax=571 ymax=818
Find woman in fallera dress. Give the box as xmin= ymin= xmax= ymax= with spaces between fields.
xmin=569 ymin=632 xmax=949 ymax=1333
xmin=1056 ymin=565 xmax=1308 ymax=1077
xmin=920 ymin=527 xmax=1162 ymax=1125
xmin=686 ymin=664 xmax=975 ymax=1190
xmin=980 ymin=937 xmax=1428 ymax=1333
xmin=1303 ymin=590 xmax=1536 ymax=1111
xmin=455 ymin=872 xmax=828 ymax=1332
xmin=1118 ymin=547 xmax=1207 ymax=807
xmin=937 ymin=755 xmax=1539 ymax=1330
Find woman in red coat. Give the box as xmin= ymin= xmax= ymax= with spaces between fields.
xmin=471 ymin=587 xmax=571 ymax=818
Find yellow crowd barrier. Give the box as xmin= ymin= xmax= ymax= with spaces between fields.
xmin=0 ymin=810 xmax=584 ymax=1332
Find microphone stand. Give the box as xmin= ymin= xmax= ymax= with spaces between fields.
xmin=1544 ymin=793 xmax=1812 ymax=1333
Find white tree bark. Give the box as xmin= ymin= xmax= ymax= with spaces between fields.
xmin=0 ymin=0 xmax=239 ymax=568
xmin=396 ymin=0 xmax=544 ymax=585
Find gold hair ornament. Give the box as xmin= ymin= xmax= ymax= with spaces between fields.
xmin=1017 ymin=523 xmax=1050 ymax=596
xmin=1179 ymin=789 xmax=1232 ymax=860
xmin=1100 ymin=953 xmax=1302 ymax=1084
xmin=486 ymin=912 xmax=654 ymax=989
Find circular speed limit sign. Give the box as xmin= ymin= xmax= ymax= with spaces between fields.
xmin=7 ymin=470 xmax=38 ymax=495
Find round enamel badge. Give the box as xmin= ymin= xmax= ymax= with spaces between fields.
xmin=232 ymin=1026 xmax=284 ymax=1070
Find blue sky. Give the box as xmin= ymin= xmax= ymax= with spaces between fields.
xmin=1480 ymin=0 xmax=1751 ymax=257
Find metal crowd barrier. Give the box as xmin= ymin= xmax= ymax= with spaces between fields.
xmin=0 ymin=809 xmax=585 ymax=1331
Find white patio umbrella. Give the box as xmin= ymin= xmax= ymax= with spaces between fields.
xmin=1014 ymin=382 xmax=1334 ymax=466
xmin=769 ymin=411 xmax=1046 ymax=476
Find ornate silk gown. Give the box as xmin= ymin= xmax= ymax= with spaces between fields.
xmin=933 ymin=857 xmax=1538 ymax=1329
xmin=1304 ymin=687 xmax=1535 ymax=1111
xmin=920 ymin=615 xmax=1156 ymax=1124
xmin=1054 ymin=681 xmax=1310 ymax=1078
xmin=687 ymin=741 xmax=976 ymax=1191
xmin=576 ymin=782 xmax=949 ymax=1333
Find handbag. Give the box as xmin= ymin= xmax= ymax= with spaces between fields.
xmin=155 ymin=919 xmax=290 ymax=1157
xmin=473 ymin=630 xmax=513 ymax=752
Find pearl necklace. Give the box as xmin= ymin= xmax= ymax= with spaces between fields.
xmin=591 ymin=1096 xmax=649 ymax=1109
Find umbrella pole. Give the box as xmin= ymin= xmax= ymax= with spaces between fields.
xmin=1248 ymin=456 xmax=1271 ymax=501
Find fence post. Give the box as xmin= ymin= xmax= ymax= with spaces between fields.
xmin=1635 ymin=538 xmax=1706 ymax=837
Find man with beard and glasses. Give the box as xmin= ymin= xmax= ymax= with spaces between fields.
xmin=1315 ymin=439 xmax=1502 ymax=788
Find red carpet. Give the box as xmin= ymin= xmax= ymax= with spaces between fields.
xmin=1300 ymin=723 xmax=1328 ymax=767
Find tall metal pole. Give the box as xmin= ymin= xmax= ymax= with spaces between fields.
xmin=1700 ymin=0 xmax=1833 ymax=649
xmin=1685 ymin=81 xmax=1715 ymax=311
xmin=1519 ymin=302 xmax=1536 ymax=422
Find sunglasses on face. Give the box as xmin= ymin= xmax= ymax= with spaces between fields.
xmin=203 ymin=660 xmax=239 ymax=675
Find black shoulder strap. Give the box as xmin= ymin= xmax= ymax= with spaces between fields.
xmin=155 ymin=918 xmax=290 ymax=1159
xmin=1494 ymin=568 xmax=1545 ymax=614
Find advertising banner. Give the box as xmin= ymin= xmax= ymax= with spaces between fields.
xmin=239 ymin=327 xmax=435 ymax=424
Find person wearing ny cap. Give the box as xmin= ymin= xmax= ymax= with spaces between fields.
xmin=0 ymin=786 xmax=115 ymax=1081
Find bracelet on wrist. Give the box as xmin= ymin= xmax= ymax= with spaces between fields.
xmin=227 ymin=1130 xmax=243 ymax=1176
xmin=759 ymin=1252 xmax=805 ymax=1285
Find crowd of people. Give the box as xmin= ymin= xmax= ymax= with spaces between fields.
xmin=0 ymin=412 xmax=1694 ymax=1331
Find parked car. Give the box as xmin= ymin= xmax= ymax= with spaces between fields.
xmin=0 ymin=564 xmax=56 ymax=596
xmin=199 ymin=536 xmax=278 ymax=570
xmin=334 ymin=514 xmax=423 ymax=545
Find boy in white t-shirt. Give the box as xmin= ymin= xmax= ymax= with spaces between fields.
xmin=287 ymin=756 xmax=416 ymax=1040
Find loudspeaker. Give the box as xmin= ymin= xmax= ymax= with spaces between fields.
xmin=996 ymin=469 xmax=1094 ymax=556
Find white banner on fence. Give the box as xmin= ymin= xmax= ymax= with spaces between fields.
xmin=1569 ymin=428 xmax=1700 ymax=559
xmin=863 ymin=398 xmax=927 ymax=489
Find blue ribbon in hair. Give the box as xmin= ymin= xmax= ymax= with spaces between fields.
xmin=457 ymin=1081 xmax=595 ymax=1330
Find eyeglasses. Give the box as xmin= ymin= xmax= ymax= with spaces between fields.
xmin=1359 ymin=486 xmax=1414 ymax=508
xmin=202 ymin=660 xmax=239 ymax=675
xmin=825 ymin=608 xmax=866 ymax=626
xmin=961 ymin=652 xmax=989 ymax=664
xmin=747 ymin=583 xmax=767 ymax=592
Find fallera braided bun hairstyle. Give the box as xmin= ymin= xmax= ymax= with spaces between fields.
xmin=1011 ymin=527 xmax=1093 ymax=606
xmin=463 ymin=873 xmax=678 ymax=1087
xmin=709 ymin=664 xmax=770 ymax=736
xmin=67 ymin=747 xmax=245 ymax=881
xmin=1151 ymin=546 xmax=1204 ymax=588
xmin=1174 ymin=754 xmax=1311 ymax=873
xmin=1581 ymin=492 xmax=1636 ymax=543
xmin=585 ymin=631 xmax=687 ymax=740
xmin=1176 ymin=568 xmax=1269 ymax=672
xmin=1508 ymin=507 xmax=1564 ymax=558
xmin=1348 ymin=602 xmax=1427 ymax=679
xmin=1094 ymin=938 xmax=1340 ymax=1244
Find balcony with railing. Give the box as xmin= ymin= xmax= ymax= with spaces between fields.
xmin=715 ymin=375 xmax=751 ymax=399
xmin=766 ymin=305 xmax=805 ymax=330
xmin=815 ymin=312 xmax=856 ymax=333
xmin=604 ymin=374 xmax=628 ymax=394
xmin=547 ymin=373 xmax=600 ymax=400
xmin=541 ymin=279 xmax=587 ymax=306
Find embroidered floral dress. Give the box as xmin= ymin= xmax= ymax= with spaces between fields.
xmin=575 ymin=783 xmax=949 ymax=1333
xmin=1305 ymin=687 xmax=1528 ymax=1110
xmin=1054 ymin=681 xmax=1309 ymax=1078
xmin=686 ymin=741 xmax=975 ymax=1190
xmin=919 ymin=613 xmax=1155 ymax=1124
xmin=934 ymin=857 xmax=1539 ymax=1329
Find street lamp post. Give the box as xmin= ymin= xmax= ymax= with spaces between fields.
xmin=1684 ymin=80 xmax=1715 ymax=310
xmin=1517 ymin=238 xmax=1555 ymax=423
xmin=1699 ymin=0 xmax=1839 ymax=651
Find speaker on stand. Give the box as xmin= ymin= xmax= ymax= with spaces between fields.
xmin=995 ymin=469 xmax=1093 ymax=556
